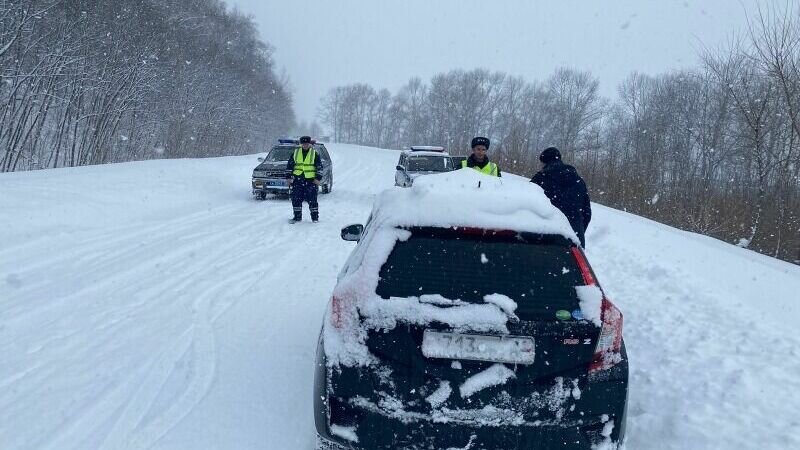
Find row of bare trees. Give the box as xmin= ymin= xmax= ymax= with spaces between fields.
xmin=0 ymin=0 xmax=294 ymax=172
xmin=318 ymin=7 xmax=800 ymax=264
xmin=319 ymin=67 xmax=608 ymax=167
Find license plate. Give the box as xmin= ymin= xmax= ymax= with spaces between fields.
xmin=421 ymin=330 xmax=535 ymax=365
xmin=266 ymin=180 xmax=288 ymax=187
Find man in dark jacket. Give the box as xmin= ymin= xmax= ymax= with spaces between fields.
xmin=286 ymin=136 xmax=323 ymax=223
xmin=531 ymin=147 xmax=591 ymax=247
xmin=461 ymin=136 xmax=501 ymax=177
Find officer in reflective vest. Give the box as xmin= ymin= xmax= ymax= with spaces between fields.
xmin=286 ymin=136 xmax=323 ymax=223
xmin=461 ymin=136 xmax=501 ymax=176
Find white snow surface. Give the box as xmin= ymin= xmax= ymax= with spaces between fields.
xmin=458 ymin=364 xmax=516 ymax=398
xmin=483 ymin=293 xmax=518 ymax=319
xmin=575 ymin=285 xmax=604 ymax=327
xmin=371 ymin=168 xmax=580 ymax=244
xmin=1 ymin=143 xmax=800 ymax=449
xmin=425 ymin=381 xmax=452 ymax=408
xmin=329 ymin=424 xmax=358 ymax=443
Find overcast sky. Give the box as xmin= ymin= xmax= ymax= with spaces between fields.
xmin=227 ymin=0 xmax=764 ymax=123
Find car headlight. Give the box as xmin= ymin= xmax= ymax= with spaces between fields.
xmin=253 ymin=171 xmax=265 ymax=178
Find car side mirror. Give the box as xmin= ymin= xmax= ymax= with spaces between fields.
xmin=341 ymin=224 xmax=364 ymax=241
xmin=257 ymin=157 xmax=264 ymax=162
xmin=396 ymin=165 xmax=405 ymax=172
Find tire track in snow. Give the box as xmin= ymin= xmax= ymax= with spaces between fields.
xmin=1 ymin=145 xmax=401 ymax=449
xmin=14 ymin=203 xmax=288 ymax=449
xmin=98 ymin=260 xmax=278 ymax=450
xmin=92 ymin=216 xmax=293 ymax=449
xmin=1 ymin=203 xmax=279 ymax=329
xmin=97 ymin=303 xmax=209 ymax=450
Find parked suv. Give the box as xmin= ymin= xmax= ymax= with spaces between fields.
xmin=251 ymin=139 xmax=333 ymax=199
xmin=395 ymin=146 xmax=454 ymax=187
xmin=315 ymin=171 xmax=628 ymax=450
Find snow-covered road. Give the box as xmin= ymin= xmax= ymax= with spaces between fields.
xmin=2 ymin=144 xmax=799 ymax=449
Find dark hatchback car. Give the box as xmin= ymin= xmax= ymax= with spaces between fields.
xmin=251 ymin=139 xmax=333 ymax=199
xmin=314 ymin=181 xmax=628 ymax=449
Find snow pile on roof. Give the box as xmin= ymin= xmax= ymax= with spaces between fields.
xmin=372 ymin=168 xmax=579 ymax=244
xmin=406 ymin=150 xmax=449 ymax=157
xmin=409 ymin=145 xmax=445 ymax=152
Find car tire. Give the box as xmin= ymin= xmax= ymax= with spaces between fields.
xmin=256 ymin=191 xmax=267 ymax=200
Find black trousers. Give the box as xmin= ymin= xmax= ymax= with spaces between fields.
xmin=568 ymin=218 xmax=586 ymax=248
xmin=291 ymin=179 xmax=319 ymax=220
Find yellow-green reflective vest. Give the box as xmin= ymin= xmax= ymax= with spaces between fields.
xmin=292 ymin=147 xmax=317 ymax=179
xmin=462 ymin=159 xmax=498 ymax=176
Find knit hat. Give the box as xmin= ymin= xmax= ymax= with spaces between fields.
xmin=299 ymin=136 xmax=312 ymax=144
xmin=539 ymin=146 xmax=561 ymax=164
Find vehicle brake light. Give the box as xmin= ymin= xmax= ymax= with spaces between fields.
xmin=331 ymin=296 xmax=344 ymax=328
xmin=570 ymin=247 xmax=596 ymax=285
xmin=571 ymin=247 xmax=623 ymax=373
xmin=589 ymin=297 xmax=623 ymax=373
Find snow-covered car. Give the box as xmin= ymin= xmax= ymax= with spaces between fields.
xmin=251 ymin=139 xmax=333 ymax=199
xmin=314 ymin=170 xmax=628 ymax=450
xmin=394 ymin=146 xmax=454 ymax=187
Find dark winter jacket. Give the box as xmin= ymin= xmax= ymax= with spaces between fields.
xmin=531 ymin=161 xmax=591 ymax=246
xmin=286 ymin=147 xmax=323 ymax=182
xmin=464 ymin=154 xmax=502 ymax=177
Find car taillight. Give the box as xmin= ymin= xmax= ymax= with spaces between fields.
xmin=589 ymin=297 xmax=623 ymax=373
xmin=571 ymin=247 xmax=624 ymax=373
xmin=331 ymin=296 xmax=345 ymax=328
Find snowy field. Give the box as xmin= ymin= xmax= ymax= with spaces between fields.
xmin=1 ymin=144 xmax=799 ymax=449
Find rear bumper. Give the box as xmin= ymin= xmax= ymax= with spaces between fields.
xmin=314 ymin=341 xmax=628 ymax=450
xmin=318 ymin=418 xmax=623 ymax=449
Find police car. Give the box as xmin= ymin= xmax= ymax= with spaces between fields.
xmin=394 ymin=146 xmax=455 ymax=187
xmin=252 ymin=138 xmax=333 ymax=199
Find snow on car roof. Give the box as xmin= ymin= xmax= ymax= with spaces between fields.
xmin=410 ymin=145 xmax=445 ymax=152
xmin=371 ymin=168 xmax=579 ymax=243
xmin=403 ymin=151 xmax=451 ymax=157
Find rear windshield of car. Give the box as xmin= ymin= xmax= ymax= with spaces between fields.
xmin=407 ymin=156 xmax=451 ymax=172
xmin=265 ymin=146 xmax=294 ymax=161
xmin=376 ymin=228 xmax=584 ymax=319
